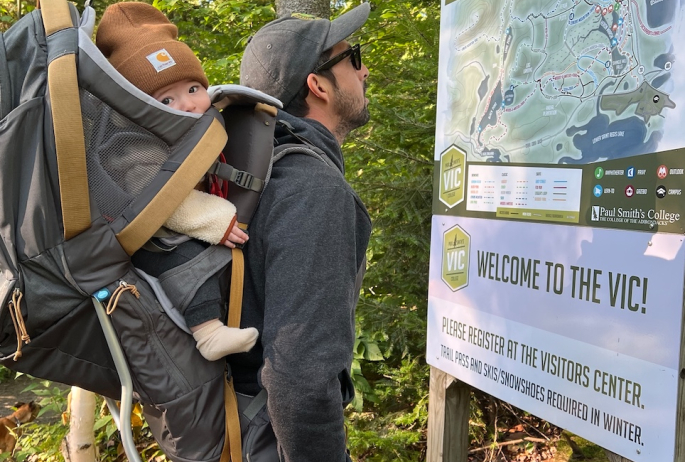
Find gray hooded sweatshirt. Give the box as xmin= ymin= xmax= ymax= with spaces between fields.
xmin=229 ymin=110 xmax=371 ymax=462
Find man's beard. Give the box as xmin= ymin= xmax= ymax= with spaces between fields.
xmin=333 ymin=83 xmax=370 ymax=140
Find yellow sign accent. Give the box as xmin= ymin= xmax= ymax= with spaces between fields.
xmin=439 ymin=145 xmax=465 ymax=208
xmin=496 ymin=208 xmax=580 ymax=223
xmin=442 ymin=225 xmax=470 ymax=291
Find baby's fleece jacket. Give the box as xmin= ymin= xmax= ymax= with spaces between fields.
xmin=164 ymin=189 xmax=236 ymax=245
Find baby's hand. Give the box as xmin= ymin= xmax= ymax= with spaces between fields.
xmin=223 ymin=224 xmax=249 ymax=248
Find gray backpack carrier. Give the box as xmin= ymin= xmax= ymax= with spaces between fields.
xmin=0 ymin=1 xmax=278 ymax=461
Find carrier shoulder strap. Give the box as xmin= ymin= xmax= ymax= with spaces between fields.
xmin=221 ymin=244 xmax=245 ymax=462
xmin=220 ymin=129 xmax=338 ymax=462
xmin=273 ymin=142 xmax=334 ymax=167
xmin=272 ymin=118 xmax=339 ymax=173
xmin=221 ymin=374 xmax=242 ymax=462
xmin=41 ymin=0 xmax=91 ymax=240
xmin=225 ymin=128 xmax=336 ymax=337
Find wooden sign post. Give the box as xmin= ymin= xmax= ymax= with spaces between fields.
xmin=427 ymin=366 xmax=469 ymax=462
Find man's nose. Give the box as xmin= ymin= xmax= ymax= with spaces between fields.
xmin=359 ymin=63 xmax=369 ymax=80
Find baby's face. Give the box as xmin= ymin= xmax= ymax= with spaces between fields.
xmin=151 ymin=79 xmax=211 ymax=114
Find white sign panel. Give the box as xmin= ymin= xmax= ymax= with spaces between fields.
xmin=427 ymin=216 xmax=685 ymax=461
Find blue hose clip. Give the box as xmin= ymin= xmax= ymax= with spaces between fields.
xmin=93 ymin=288 xmax=111 ymax=302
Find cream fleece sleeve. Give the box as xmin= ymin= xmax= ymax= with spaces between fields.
xmin=164 ymin=189 xmax=236 ymax=245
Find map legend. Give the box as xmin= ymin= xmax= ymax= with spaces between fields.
xmin=467 ymin=165 xmax=582 ymax=223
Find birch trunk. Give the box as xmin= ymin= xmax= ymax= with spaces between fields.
xmin=275 ymin=0 xmax=329 ymax=19
xmin=61 ymin=387 xmax=97 ymax=462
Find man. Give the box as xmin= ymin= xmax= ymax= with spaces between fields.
xmin=231 ymin=3 xmax=372 ymax=461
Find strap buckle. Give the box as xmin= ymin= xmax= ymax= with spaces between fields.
xmin=233 ymin=170 xmax=254 ymax=190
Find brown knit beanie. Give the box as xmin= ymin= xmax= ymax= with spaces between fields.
xmin=96 ymin=2 xmax=208 ymax=96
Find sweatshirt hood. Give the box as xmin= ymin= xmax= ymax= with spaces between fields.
xmin=274 ymin=110 xmax=345 ymax=174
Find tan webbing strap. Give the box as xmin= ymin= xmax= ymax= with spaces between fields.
xmin=228 ymin=248 xmax=244 ymax=328
xmin=40 ymin=0 xmax=72 ymax=35
xmin=221 ymin=376 xmax=243 ymax=462
xmin=42 ymin=0 xmax=92 ymax=240
xmin=254 ymin=102 xmax=278 ymax=117
xmin=116 ymin=119 xmax=227 ymax=255
xmin=220 ymin=247 xmax=246 ymax=461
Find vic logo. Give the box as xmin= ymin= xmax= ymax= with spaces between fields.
xmin=446 ymin=250 xmax=467 ymax=271
xmin=443 ymin=157 xmax=462 ymax=192
xmin=443 ymin=169 xmax=462 ymax=192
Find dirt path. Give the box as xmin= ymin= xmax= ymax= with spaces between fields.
xmin=0 ymin=374 xmax=69 ymax=424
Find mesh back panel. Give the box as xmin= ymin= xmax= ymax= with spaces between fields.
xmin=81 ymin=89 xmax=171 ymax=222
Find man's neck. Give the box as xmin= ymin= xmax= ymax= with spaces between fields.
xmin=304 ymin=105 xmax=345 ymax=145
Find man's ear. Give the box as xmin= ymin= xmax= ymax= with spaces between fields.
xmin=306 ymin=73 xmax=332 ymax=103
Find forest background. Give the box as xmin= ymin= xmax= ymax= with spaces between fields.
xmin=0 ymin=0 xmax=607 ymax=461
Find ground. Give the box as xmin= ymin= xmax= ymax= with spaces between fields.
xmin=0 ymin=372 xmax=613 ymax=462
xmin=468 ymin=390 xmax=611 ymax=462
xmin=0 ymin=374 xmax=41 ymax=413
xmin=0 ymin=373 xmax=68 ymax=424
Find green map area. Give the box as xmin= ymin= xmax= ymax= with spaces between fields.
xmin=439 ymin=0 xmax=680 ymax=164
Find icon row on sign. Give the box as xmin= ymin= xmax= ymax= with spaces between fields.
xmin=593 ymin=166 xmax=657 ymax=179
xmin=593 ymin=184 xmax=677 ymax=198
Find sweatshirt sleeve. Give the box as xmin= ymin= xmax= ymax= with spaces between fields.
xmin=164 ymin=189 xmax=236 ymax=245
xmin=259 ymin=184 xmax=366 ymax=462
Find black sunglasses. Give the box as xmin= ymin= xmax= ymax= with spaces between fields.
xmin=314 ymin=44 xmax=362 ymax=73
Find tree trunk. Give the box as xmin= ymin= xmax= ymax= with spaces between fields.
xmin=275 ymin=0 xmax=329 ymax=19
xmin=61 ymin=387 xmax=96 ymax=462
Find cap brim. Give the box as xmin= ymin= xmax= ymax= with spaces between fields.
xmin=324 ymin=3 xmax=370 ymax=50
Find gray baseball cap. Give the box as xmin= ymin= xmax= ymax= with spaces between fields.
xmin=240 ymin=3 xmax=370 ymax=108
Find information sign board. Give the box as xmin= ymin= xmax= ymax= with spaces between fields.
xmin=428 ymin=1 xmax=685 ymax=459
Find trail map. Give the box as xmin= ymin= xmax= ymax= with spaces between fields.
xmin=437 ymin=0 xmax=684 ymax=164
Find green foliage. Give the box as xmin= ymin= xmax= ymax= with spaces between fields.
xmin=556 ymin=431 xmax=610 ymax=462
xmin=342 ymin=1 xmax=440 ymax=459
xmin=7 ymin=376 xmax=169 ymax=461
xmin=1 ymin=0 xmax=130 ymax=32
xmin=153 ymin=0 xmax=275 ymax=85
xmin=348 ymin=0 xmax=438 ymax=361
xmin=0 ymin=0 xmax=35 ymax=32
xmin=20 ymin=378 xmax=68 ymax=419
xmin=10 ymin=379 xmax=70 ymax=462
xmin=347 ymin=358 xmax=429 ymax=461
xmin=350 ymin=336 xmax=385 ymax=411
xmin=0 ymin=365 xmax=14 ymax=383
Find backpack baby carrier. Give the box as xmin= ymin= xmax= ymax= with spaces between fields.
xmin=0 ymin=1 xmax=278 ymax=461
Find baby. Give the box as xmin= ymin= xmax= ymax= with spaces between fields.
xmin=96 ymin=2 xmax=258 ymax=361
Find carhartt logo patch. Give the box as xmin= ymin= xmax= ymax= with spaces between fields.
xmin=291 ymin=12 xmax=320 ymax=20
xmin=146 ymin=49 xmax=176 ymax=72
